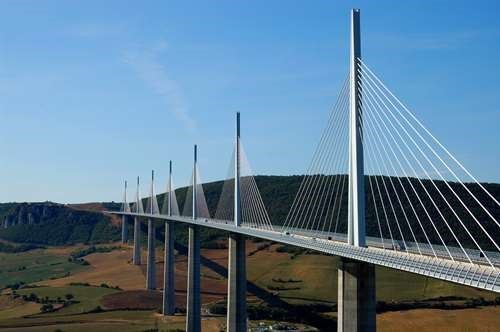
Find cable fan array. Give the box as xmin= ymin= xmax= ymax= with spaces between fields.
xmin=279 ymin=63 xmax=499 ymax=268
xmin=132 ymin=177 xmax=144 ymax=214
xmin=215 ymin=141 xmax=274 ymax=231
xmin=161 ymin=177 xmax=180 ymax=216
xmin=181 ymin=165 xmax=210 ymax=219
xmin=123 ymin=58 xmax=499 ymax=270
xmin=146 ymin=172 xmax=160 ymax=215
xmin=358 ymin=59 xmax=500 ymax=267
xmin=134 ymin=143 xmax=272 ymax=228
xmin=133 ymin=170 xmax=204 ymax=219
xmin=121 ymin=181 xmax=131 ymax=213
xmin=282 ymin=76 xmax=350 ymax=239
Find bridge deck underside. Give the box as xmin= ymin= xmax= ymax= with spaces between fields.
xmin=113 ymin=211 xmax=500 ymax=293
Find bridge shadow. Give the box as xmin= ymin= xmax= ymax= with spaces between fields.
xmin=174 ymin=242 xmax=289 ymax=308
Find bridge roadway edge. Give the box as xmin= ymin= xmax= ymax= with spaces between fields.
xmin=107 ymin=211 xmax=500 ymax=294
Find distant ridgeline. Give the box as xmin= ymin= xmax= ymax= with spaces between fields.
xmin=0 ymin=175 xmax=499 ymax=250
xmin=0 ymin=202 xmax=120 ymax=246
xmin=155 ymin=175 xmax=500 ymax=252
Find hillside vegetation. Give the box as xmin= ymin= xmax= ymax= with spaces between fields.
xmin=0 ymin=243 xmax=498 ymax=331
xmin=165 ymin=175 xmax=500 ymax=251
xmin=0 ymin=249 xmax=87 ymax=289
xmin=0 ymin=176 xmax=499 ymax=251
xmin=0 ymin=203 xmax=120 ymax=245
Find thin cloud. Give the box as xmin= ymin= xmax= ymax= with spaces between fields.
xmin=123 ymin=41 xmax=196 ymax=133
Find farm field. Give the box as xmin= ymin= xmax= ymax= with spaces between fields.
xmin=1 ymin=305 xmax=498 ymax=332
xmin=0 ymin=295 xmax=40 ymax=320
xmin=16 ymin=285 xmax=119 ymax=315
xmin=0 ymin=242 xmax=498 ymax=331
xmin=248 ymin=251 xmax=497 ymax=304
xmin=377 ymin=306 xmax=500 ymax=332
xmin=0 ymin=310 xmax=191 ymax=331
xmin=246 ymin=242 xmax=496 ymax=303
xmin=0 ymin=249 xmax=87 ymax=290
xmin=39 ymin=247 xmax=144 ymax=290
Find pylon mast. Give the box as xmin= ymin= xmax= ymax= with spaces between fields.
xmin=348 ymin=8 xmax=366 ymax=247
xmin=234 ymin=112 xmax=241 ymax=226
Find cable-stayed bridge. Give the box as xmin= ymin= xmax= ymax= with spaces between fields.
xmin=109 ymin=9 xmax=500 ymax=332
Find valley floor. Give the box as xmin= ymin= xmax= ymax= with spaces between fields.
xmin=0 ymin=242 xmax=498 ymax=331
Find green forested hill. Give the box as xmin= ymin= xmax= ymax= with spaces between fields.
xmin=165 ymin=175 xmax=500 ymax=251
xmin=0 ymin=202 xmax=120 ymax=246
xmin=0 ymin=175 xmax=499 ymax=250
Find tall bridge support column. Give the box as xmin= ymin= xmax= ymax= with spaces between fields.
xmin=163 ymin=220 xmax=175 ymax=315
xmin=340 ymin=8 xmax=376 ymax=332
xmin=121 ymin=215 xmax=128 ymax=244
xmin=347 ymin=8 xmax=365 ymax=247
xmin=186 ymin=145 xmax=201 ymax=332
xmin=163 ymin=160 xmax=176 ymax=315
xmin=146 ymin=218 xmax=156 ymax=290
xmin=186 ymin=224 xmax=201 ymax=332
xmin=226 ymin=112 xmax=247 ymax=331
xmin=133 ymin=217 xmax=141 ymax=265
xmin=337 ymin=258 xmax=376 ymax=332
xmin=227 ymin=232 xmax=246 ymax=331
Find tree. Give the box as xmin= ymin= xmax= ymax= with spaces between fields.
xmin=40 ymin=303 xmax=54 ymax=313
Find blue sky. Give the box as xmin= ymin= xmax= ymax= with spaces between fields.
xmin=1 ymin=0 xmax=499 ymax=203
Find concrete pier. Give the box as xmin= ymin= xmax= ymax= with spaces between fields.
xmin=337 ymin=258 xmax=376 ymax=332
xmin=186 ymin=225 xmax=201 ymax=332
xmin=121 ymin=215 xmax=128 ymax=243
xmin=227 ymin=232 xmax=247 ymax=332
xmin=146 ymin=218 xmax=156 ymax=290
xmin=133 ymin=216 xmax=141 ymax=265
xmin=163 ymin=221 xmax=175 ymax=315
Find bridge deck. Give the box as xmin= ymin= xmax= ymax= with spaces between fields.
xmin=274 ymin=228 xmax=500 ymax=267
xmin=111 ymin=211 xmax=500 ymax=294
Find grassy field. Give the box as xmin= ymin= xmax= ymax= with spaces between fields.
xmin=0 ymin=242 xmax=499 ymax=331
xmin=1 ymin=306 xmax=498 ymax=332
xmin=16 ymin=285 xmax=119 ymax=315
xmin=39 ymin=247 xmax=145 ymax=290
xmin=0 ymin=296 xmax=40 ymax=320
xmin=0 ymin=310 xmax=190 ymax=331
xmin=12 ymin=242 xmax=494 ymax=306
xmin=0 ymin=306 xmax=313 ymax=332
xmin=0 ymin=249 xmax=87 ymax=289
xmin=377 ymin=306 xmax=500 ymax=332
xmin=246 ymin=244 xmax=497 ymax=304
